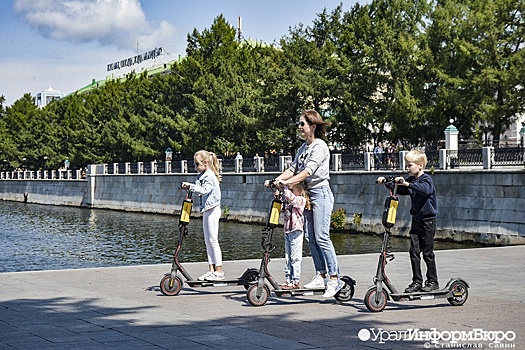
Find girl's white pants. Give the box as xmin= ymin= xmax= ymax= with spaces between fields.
xmin=202 ymin=205 xmax=222 ymax=266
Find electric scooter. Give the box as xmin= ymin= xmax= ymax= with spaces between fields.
xmin=159 ymin=184 xmax=259 ymax=296
xmin=364 ymin=176 xmax=469 ymax=312
xmin=246 ymin=183 xmax=356 ymax=306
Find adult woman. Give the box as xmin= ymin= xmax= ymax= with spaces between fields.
xmin=267 ymin=109 xmax=342 ymax=298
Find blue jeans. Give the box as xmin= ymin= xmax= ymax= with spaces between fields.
xmin=284 ymin=229 xmax=303 ymax=282
xmin=304 ymin=185 xmax=339 ymax=276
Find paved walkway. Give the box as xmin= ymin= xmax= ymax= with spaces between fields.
xmin=1 ymin=246 xmax=524 ymax=349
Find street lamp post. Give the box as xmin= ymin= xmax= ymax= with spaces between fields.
xmin=165 ymin=148 xmax=173 ymax=161
xmin=41 ymin=156 xmax=48 ymax=179
xmin=165 ymin=148 xmax=173 ymax=174
xmin=520 ymin=124 xmax=525 ymax=167
xmin=63 ymin=159 xmax=71 ymax=179
xmin=519 ymin=124 xmax=525 ymax=149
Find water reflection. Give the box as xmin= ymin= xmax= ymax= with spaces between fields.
xmin=0 ymin=201 xmax=482 ymax=273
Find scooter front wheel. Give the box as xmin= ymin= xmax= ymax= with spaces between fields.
xmin=447 ymin=280 xmax=469 ymax=306
xmin=246 ymin=284 xmax=270 ymax=307
xmin=160 ymin=274 xmax=183 ymax=296
xmin=364 ymin=287 xmax=388 ymax=312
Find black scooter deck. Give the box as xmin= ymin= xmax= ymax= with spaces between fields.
xmin=186 ymin=278 xmax=251 ymax=288
xmin=390 ymin=288 xmax=451 ymax=301
xmin=274 ymin=287 xmax=325 ymax=297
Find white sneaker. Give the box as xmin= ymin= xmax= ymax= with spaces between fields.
xmin=206 ymin=271 xmax=225 ymax=281
xmin=323 ymin=278 xmax=344 ymax=298
xmin=304 ymin=275 xmax=325 ymax=289
xmin=197 ymin=271 xmax=214 ymax=281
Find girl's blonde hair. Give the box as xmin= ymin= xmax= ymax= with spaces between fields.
xmin=293 ymin=181 xmax=311 ymax=210
xmin=194 ymin=150 xmax=221 ymax=181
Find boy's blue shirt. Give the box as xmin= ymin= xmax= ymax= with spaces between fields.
xmin=397 ymin=173 xmax=438 ymax=221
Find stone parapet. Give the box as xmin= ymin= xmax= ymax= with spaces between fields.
xmin=1 ymin=170 xmax=524 ymax=245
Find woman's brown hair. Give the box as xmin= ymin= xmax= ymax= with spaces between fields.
xmin=301 ymin=109 xmax=331 ymax=140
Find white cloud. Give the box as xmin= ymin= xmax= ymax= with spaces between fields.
xmin=13 ymin=0 xmax=176 ymax=50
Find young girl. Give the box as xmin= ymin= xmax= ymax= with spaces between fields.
xmin=181 ymin=150 xmax=224 ymax=281
xmin=280 ymin=181 xmax=310 ymax=289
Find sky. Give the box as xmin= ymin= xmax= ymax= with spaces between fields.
xmin=0 ymin=0 xmax=364 ymax=107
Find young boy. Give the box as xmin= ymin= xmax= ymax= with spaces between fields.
xmin=377 ymin=149 xmax=439 ymax=293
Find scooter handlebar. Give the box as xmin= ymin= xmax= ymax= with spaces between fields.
xmin=179 ymin=182 xmax=194 ymax=191
xmin=264 ymin=179 xmax=278 ymax=189
xmin=376 ymin=176 xmax=404 ymax=184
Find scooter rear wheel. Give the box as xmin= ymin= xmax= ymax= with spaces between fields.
xmin=160 ymin=274 xmax=183 ymax=296
xmin=447 ymin=280 xmax=468 ymax=306
xmin=241 ymin=270 xmax=260 ymax=290
xmin=246 ymin=284 xmax=270 ymax=307
xmin=364 ymin=287 xmax=388 ymax=312
xmin=334 ymin=277 xmax=355 ymax=302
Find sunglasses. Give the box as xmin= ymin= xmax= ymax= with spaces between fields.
xmin=193 ymin=162 xmax=201 ymax=167
xmin=296 ymin=121 xmax=310 ymax=127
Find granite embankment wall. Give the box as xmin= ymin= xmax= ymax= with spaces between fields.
xmin=1 ymin=170 xmax=524 ymax=245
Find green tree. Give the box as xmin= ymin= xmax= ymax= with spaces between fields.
xmin=181 ymin=15 xmax=278 ymax=155
xmin=356 ymin=0 xmax=431 ymax=147
xmin=2 ymin=94 xmax=42 ymax=169
xmin=425 ymin=0 xmax=525 ymax=147
xmin=2 ymin=1 xmax=523 ymax=164
xmin=467 ymin=0 xmax=525 ymax=146
xmin=47 ymin=93 xmax=87 ymax=167
xmin=253 ymin=44 xmax=299 ymax=154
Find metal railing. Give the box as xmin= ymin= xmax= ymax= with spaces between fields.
xmin=1 ymin=147 xmax=523 ymax=180
xmin=493 ymin=147 xmax=524 ymax=166
xmin=456 ymin=149 xmax=484 ymax=167
xmin=448 ymin=147 xmax=524 ymax=169
xmin=0 ymin=168 xmax=85 ymax=180
xmin=427 ymin=151 xmax=440 ymax=168
xmin=343 ymin=152 xmax=366 ymax=170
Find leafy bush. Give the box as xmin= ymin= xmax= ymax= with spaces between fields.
xmin=330 ymin=208 xmax=346 ymax=231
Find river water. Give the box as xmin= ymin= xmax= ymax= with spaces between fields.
xmin=0 ymin=200 xmax=482 ymax=273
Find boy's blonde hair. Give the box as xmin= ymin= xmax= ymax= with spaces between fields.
xmin=405 ymin=149 xmax=428 ymax=168
xmin=194 ymin=150 xmax=221 ymax=181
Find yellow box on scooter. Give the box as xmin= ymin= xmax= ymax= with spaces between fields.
xmin=267 ymin=198 xmax=282 ymax=228
xmin=180 ymin=199 xmax=193 ymax=224
xmin=382 ymin=196 xmax=398 ymax=228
